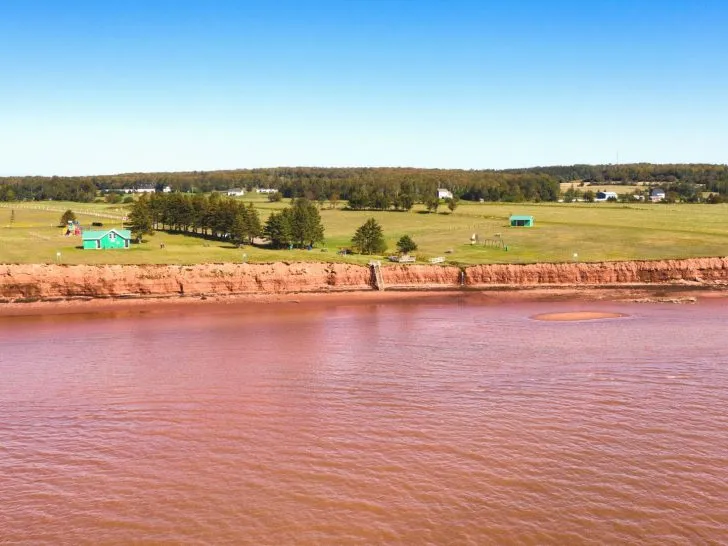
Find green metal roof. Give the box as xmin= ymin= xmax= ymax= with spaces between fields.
xmin=82 ymin=229 xmax=132 ymax=240
xmin=509 ymin=215 xmax=534 ymax=220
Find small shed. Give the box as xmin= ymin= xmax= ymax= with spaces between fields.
xmin=509 ymin=215 xmax=534 ymax=227
xmin=82 ymin=229 xmax=132 ymax=249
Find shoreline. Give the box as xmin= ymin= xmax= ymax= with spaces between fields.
xmin=1 ymin=284 xmax=726 ymax=318
xmin=2 ymin=257 xmax=728 ymax=317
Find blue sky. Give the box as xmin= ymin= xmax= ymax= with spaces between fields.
xmin=0 ymin=0 xmax=726 ymax=175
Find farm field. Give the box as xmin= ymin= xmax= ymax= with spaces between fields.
xmin=558 ymin=182 xmax=645 ymax=195
xmin=1 ymin=197 xmax=727 ymax=265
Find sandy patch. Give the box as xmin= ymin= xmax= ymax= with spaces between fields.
xmin=531 ymin=311 xmax=627 ymax=322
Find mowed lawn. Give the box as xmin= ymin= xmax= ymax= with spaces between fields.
xmin=1 ymin=198 xmax=727 ymax=265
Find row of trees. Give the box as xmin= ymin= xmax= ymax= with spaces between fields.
xmin=0 ymin=167 xmax=557 ymax=204
xmin=264 ymin=199 xmax=325 ymax=248
xmin=128 ymin=193 xmax=329 ymax=250
xmin=506 ymin=163 xmax=728 ymax=187
xmin=128 ymin=193 xmax=262 ymax=245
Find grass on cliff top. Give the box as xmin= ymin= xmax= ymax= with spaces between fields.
xmin=1 ymin=198 xmax=727 ymax=266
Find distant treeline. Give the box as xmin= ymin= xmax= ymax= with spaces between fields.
xmin=2 ymin=164 xmax=727 ymax=203
xmin=504 ymin=163 xmax=728 ymax=194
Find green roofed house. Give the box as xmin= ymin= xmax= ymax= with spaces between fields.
xmin=509 ymin=215 xmax=534 ymax=227
xmin=82 ymin=228 xmax=132 ymax=249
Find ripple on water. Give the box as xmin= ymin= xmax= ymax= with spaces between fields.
xmin=0 ymin=301 xmax=727 ymax=544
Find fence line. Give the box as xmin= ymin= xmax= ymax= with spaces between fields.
xmin=0 ymin=203 xmax=124 ymax=220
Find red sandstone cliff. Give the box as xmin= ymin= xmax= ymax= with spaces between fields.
xmin=465 ymin=257 xmax=728 ymax=286
xmin=1 ymin=258 xmax=727 ymax=301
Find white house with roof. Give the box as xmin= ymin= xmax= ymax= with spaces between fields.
xmin=227 ymin=188 xmax=246 ymax=196
xmin=437 ymin=188 xmax=453 ymax=200
xmin=121 ymin=185 xmax=171 ymax=194
xmin=594 ymin=190 xmax=618 ymax=202
xmin=256 ymin=188 xmax=278 ymax=194
xmin=650 ymin=188 xmax=666 ymax=202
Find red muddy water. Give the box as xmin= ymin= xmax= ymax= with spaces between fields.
xmin=1 ymin=299 xmax=727 ymax=544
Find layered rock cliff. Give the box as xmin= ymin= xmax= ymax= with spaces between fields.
xmin=465 ymin=257 xmax=728 ymax=286
xmin=1 ymin=257 xmax=727 ymax=301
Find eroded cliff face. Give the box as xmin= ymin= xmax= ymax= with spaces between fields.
xmin=465 ymin=257 xmax=728 ymax=286
xmin=0 ymin=263 xmax=372 ymax=300
xmin=1 ymin=257 xmax=727 ymax=301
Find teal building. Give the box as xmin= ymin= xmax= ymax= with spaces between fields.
xmin=82 ymin=229 xmax=132 ymax=249
xmin=509 ymin=215 xmax=534 ymax=227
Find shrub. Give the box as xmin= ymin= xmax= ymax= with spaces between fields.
xmin=59 ymin=209 xmax=76 ymax=226
xmin=396 ymin=235 xmax=417 ymax=255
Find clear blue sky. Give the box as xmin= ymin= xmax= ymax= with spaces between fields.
xmin=1 ymin=0 xmax=726 ymax=175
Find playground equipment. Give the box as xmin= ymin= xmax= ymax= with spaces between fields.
xmin=64 ymin=220 xmax=81 ymax=236
xmin=471 ymin=232 xmax=508 ymax=251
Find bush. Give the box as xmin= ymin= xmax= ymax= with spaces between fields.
xmin=396 ymin=235 xmax=417 ymax=254
xmin=59 ymin=209 xmax=76 ymax=226
xmin=92 ymin=221 xmax=103 ymax=227
xmin=122 ymin=196 xmax=134 ymax=204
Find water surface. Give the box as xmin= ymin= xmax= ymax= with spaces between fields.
xmin=1 ymin=299 xmax=727 ymax=544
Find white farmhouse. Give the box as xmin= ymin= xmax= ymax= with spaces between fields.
xmin=650 ymin=188 xmax=666 ymax=202
xmin=594 ymin=191 xmax=618 ymax=202
xmin=437 ymin=188 xmax=453 ymax=200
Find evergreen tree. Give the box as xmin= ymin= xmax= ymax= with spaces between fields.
xmin=229 ymin=211 xmax=248 ymax=247
xmin=396 ymin=235 xmax=417 ymax=255
xmin=446 ymin=196 xmax=459 ymax=213
xmin=264 ymin=210 xmax=293 ymax=248
xmin=245 ymin=203 xmax=262 ymax=242
xmin=352 ymin=218 xmax=387 ymax=255
xmin=127 ymin=196 xmax=154 ymax=242
xmin=289 ymin=198 xmax=325 ymax=247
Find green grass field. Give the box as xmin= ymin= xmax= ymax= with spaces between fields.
xmin=1 ymin=197 xmax=727 ymax=265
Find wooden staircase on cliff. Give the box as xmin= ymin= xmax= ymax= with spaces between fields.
xmin=369 ymin=260 xmax=385 ymax=291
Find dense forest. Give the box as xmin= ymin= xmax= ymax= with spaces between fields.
xmin=1 ymin=164 xmax=727 ymax=204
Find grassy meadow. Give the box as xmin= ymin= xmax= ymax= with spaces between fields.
xmin=1 ymin=195 xmax=727 ymax=265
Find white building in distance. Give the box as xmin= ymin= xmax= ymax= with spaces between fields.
xmin=594 ymin=191 xmax=618 ymax=202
